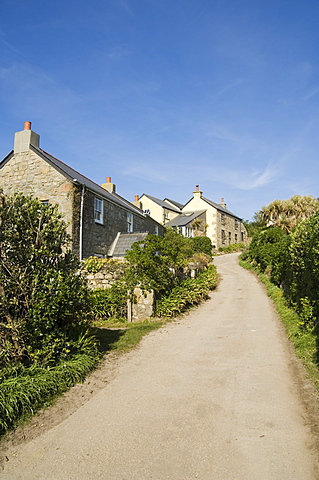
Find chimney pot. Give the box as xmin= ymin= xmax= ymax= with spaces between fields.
xmin=134 ymin=195 xmax=139 ymax=201
xmin=106 ymin=176 xmax=111 ymax=183
xmin=221 ymin=197 xmax=225 ymax=203
xmin=24 ymin=121 xmax=31 ymax=131
xmin=196 ymin=185 xmax=199 ymax=191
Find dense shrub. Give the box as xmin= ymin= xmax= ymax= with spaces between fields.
xmin=155 ymin=265 xmax=218 ymax=317
xmin=189 ymin=236 xmax=213 ymax=257
xmin=218 ymin=243 xmax=246 ymax=254
xmin=0 ymin=192 xmax=93 ymax=368
xmin=90 ymin=282 xmax=128 ymax=320
xmin=283 ymin=212 xmax=319 ymax=324
xmin=243 ymin=227 xmax=289 ymax=285
xmin=125 ymin=229 xmax=207 ymax=297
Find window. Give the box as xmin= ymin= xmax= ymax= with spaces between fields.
xmin=235 ymin=219 xmax=238 ymax=229
xmin=241 ymin=232 xmax=245 ymax=242
xmin=235 ymin=233 xmax=238 ymax=243
xmin=221 ymin=214 xmax=226 ymax=225
xmin=41 ymin=200 xmax=49 ymax=206
xmin=155 ymin=225 xmax=159 ymax=235
xmin=229 ymin=232 xmax=231 ymax=243
xmin=185 ymin=227 xmax=193 ymax=237
xmin=127 ymin=212 xmax=133 ymax=233
xmin=221 ymin=229 xmax=226 ymax=244
xmin=94 ymin=197 xmax=103 ymax=224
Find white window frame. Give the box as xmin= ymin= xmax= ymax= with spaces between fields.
xmin=94 ymin=197 xmax=103 ymax=224
xmin=127 ymin=212 xmax=133 ymax=233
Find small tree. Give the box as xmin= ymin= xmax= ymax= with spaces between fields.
xmin=0 ymin=192 xmax=90 ymax=367
xmin=124 ymin=229 xmax=211 ymax=298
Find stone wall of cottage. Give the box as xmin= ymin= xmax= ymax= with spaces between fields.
xmin=216 ymin=211 xmax=247 ymax=248
xmin=82 ymin=190 xmax=165 ymax=258
xmin=0 ymin=151 xmax=75 ymax=239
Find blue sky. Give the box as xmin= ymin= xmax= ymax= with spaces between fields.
xmin=1 ymin=0 xmax=319 ymax=221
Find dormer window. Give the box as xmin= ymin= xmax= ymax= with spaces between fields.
xmin=94 ymin=197 xmax=103 ymax=224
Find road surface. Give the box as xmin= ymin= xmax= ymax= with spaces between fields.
xmin=1 ymin=252 xmax=318 ymax=479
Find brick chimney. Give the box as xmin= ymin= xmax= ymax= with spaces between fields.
xmin=101 ymin=176 xmax=116 ymax=193
xmin=132 ymin=194 xmax=142 ymax=209
xmin=193 ymin=184 xmax=203 ymax=198
xmin=219 ymin=197 xmax=227 ymax=208
xmin=14 ymin=121 xmax=40 ymax=153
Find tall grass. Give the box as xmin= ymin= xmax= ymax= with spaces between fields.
xmin=0 ymin=353 xmax=99 ymax=435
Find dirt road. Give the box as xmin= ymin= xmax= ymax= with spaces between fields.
xmin=1 ymin=253 xmax=318 ymax=479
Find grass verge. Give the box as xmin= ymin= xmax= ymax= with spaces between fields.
xmin=0 ymin=352 xmax=99 ymax=436
xmin=92 ymin=319 xmax=164 ymax=354
xmin=239 ymin=256 xmax=319 ymax=390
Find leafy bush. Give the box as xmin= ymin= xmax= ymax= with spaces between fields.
xmin=155 ymin=265 xmax=218 ymax=317
xmin=90 ymin=282 xmax=128 ymax=320
xmin=0 ymin=192 xmax=91 ymax=368
xmin=283 ymin=212 xmax=319 ymax=324
xmin=189 ymin=236 xmax=213 ymax=257
xmin=125 ymin=229 xmax=214 ymax=298
xmin=243 ymin=227 xmax=289 ymax=285
xmin=83 ymin=256 xmax=124 ymax=274
xmin=218 ymin=243 xmax=246 ymax=254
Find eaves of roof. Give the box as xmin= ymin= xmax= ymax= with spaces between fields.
xmin=0 ymin=150 xmax=14 ymax=168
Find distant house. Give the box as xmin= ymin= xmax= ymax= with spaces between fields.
xmin=136 ymin=194 xmax=181 ymax=225
xmin=136 ymin=186 xmax=247 ymax=249
xmin=0 ymin=122 xmax=164 ymax=258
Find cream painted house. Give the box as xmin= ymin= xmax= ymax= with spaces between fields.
xmin=134 ymin=194 xmax=181 ymax=225
xmin=182 ymin=186 xmax=247 ymax=248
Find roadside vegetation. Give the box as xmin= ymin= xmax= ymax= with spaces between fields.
xmin=241 ymin=195 xmax=319 ymax=389
xmin=217 ymin=243 xmax=246 ymax=254
xmin=0 ymin=192 xmax=100 ymax=435
xmin=0 ymin=192 xmax=217 ymax=436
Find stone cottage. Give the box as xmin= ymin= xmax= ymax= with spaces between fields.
xmin=135 ymin=186 xmax=247 ymax=249
xmin=0 ymin=122 xmax=165 ymax=258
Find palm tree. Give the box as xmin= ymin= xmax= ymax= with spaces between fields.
xmin=257 ymin=195 xmax=319 ymax=233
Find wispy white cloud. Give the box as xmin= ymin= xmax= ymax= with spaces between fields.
xmin=301 ymin=86 xmax=319 ymax=103
xmin=115 ymin=0 xmax=134 ymax=15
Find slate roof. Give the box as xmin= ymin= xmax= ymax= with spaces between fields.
xmin=166 ymin=210 xmax=206 ymax=227
xmin=0 ymin=146 xmax=145 ymax=217
xmin=108 ymin=232 xmax=148 ymax=257
xmin=163 ymin=198 xmax=183 ymax=210
xmin=182 ymin=195 xmax=243 ymax=220
xmin=140 ymin=194 xmax=181 ymax=212
xmin=201 ymin=196 xmax=243 ymax=220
